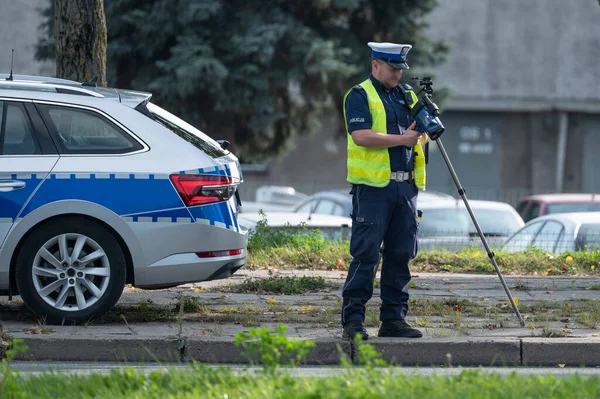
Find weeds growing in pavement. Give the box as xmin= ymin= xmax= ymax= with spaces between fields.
xmin=175 ymin=296 xmax=209 ymax=313
xmin=234 ymin=276 xmax=331 ymax=295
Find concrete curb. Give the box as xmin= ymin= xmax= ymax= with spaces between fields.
xmin=9 ymin=335 xmax=600 ymax=367
xmin=14 ymin=335 xmax=182 ymax=363
xmin=522 ymin=338 xmax=600 ymax=367
xmin=366 ymin=337 xmax=521 ymax=367
xmin=184 ymin=337 xmax=351 ymax=365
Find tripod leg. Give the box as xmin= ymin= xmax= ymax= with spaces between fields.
xmin=435 ymin=138 xmax=525 ymax=326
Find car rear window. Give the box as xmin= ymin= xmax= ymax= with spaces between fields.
xmin=140 ymin=102 xmax=227 ymax=159
xmin=36 ymin=103 xmax=143 ymax=154
xmin=546 ymin=203 xmax=600 ymax=214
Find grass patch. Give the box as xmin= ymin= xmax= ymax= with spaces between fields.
xmin=233 ymin=276 xmax=332 ymax=295
xmin=7 ymin=369 xmax=600 ymax=398
xmin=247 ymin=231 xmax=600 ymax=275
xmin=589 ymin=285 xmax=600 ymax=291
xmin=412 ymin=247 xmax=600 ymax=276
xmin=4 ymin=324 xmax=600 ymax=398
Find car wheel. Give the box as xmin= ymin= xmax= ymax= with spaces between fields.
xmin=15 ymin=217 xmax=126 ymax=324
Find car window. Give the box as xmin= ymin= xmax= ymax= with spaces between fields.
xmin=516 ymin=201 xmax=528 ymax=216
xmin=143 ymin=102 xmax=227 ymax=159
xmin=332 ymin=204 xmax=345 ymax=217
xmin=420 ymin=208 xmax=520 ymax=237
xmin=524 ymin=202 xmax=540 ymax=222
xmin=0 ymin=101 xmax=40 ymax=155
xmin=575 ymin=223 xmax=600 ymax=251
xmin=419 ymin=209 xmax=471 ymax=237
xmin=531 ymin=221 xmax=564 ymax=252
xmin=503 ymin=222 xmax=544 ymax=252
xmin=295 ymin=200 xmax=318 ymax=214
xmin=546 ymin=203 xmax=600 ymax=214
xmin=36 ymin=104 xmax=142 ymax=154
xmin=314 ymin=200 xmax=338 ymax=215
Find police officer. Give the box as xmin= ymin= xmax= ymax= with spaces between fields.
xmin=341 ymin=42 xmax=429 ymax=340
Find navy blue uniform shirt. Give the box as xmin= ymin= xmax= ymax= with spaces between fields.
xmin=344 ymin=74 xmax=413 ymax=172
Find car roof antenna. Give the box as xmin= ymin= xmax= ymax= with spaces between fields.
xmin=6 ymin=49 xmax=14 ymax=81
xmin=82 ymin=76 xmax=98 ymax=87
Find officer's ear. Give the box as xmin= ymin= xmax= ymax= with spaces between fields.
xmin=372 ymin=58 xmax=380 ymax=70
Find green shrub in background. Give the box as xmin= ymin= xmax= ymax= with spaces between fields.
xmin=247 ymin=211 xmax=328 ymax=253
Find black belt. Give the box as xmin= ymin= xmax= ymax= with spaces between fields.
xmin=390 ymin=171 xmax=414 ymax=182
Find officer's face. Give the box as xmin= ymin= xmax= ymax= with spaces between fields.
xmin=373 ymin=60 xmax=403 ymax=89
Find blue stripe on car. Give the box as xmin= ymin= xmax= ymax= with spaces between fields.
xmin=6 ymin=173 xmax=239 ymax=230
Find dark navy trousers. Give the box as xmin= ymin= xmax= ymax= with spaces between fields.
xmin=341 ymin=180 xmax=419 ymax=324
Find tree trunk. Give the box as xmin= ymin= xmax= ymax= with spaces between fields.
xmin=54 ymin=0 xmax=107 ymax=86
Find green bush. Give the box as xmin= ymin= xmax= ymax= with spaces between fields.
xmin=247 ymin=211 xmax=329 ymax=253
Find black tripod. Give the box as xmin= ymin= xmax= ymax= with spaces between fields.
xmin=435 ymin=138 xmax=525 ymax=326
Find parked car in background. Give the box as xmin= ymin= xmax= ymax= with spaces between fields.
xmin=239 ymin=201 xmax=294 ymax=213
xmin=502 ymin=212 xmax=600 ymax=254
xmin=418 ymin=199 xmax=525 ymax=251
xmin=293 ymin=189 xmax=454 ymax=218
xmin=516 ymin=193 xmax=600 ymax=222
xmin=237 ymin=212 xmax=352 ymax=241
xmin=239 ymin=185 xmax=306 ymax=213
xmin=0 ymin=75 xmax=247 ymax=323
xmin=255 ymin=185 xmax=307 ymax=207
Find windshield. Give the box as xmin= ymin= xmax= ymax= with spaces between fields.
xmin=142 ymin=102 xmax=227 ymax=158
xmin=420 ymin=208 xmax=521 ymax=237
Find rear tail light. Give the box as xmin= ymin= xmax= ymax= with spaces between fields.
xmin=196 ymin=249 xmax=242 ymax=258
xmin=170 ymin=174 xmax=239 ymax=206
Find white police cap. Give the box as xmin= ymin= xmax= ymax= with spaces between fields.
xmin=368 ymin=42 xmax=412 ymax=69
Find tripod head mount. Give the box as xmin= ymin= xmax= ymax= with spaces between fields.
xmin=411 ymin=76 xmax=434 ymax=96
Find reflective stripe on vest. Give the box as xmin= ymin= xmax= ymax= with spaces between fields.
xmin=344 ymin=79 xmax=426 ymax=189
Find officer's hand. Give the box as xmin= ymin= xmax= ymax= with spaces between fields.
xmin=403 ymin=121 xmax=422 ymax=147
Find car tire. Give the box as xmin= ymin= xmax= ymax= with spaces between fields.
xmin=15 ymin=217 xmax=126 ymax=324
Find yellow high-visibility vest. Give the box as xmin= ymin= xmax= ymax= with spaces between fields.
xmin=344 ymin=79 xmax=426 ymax=189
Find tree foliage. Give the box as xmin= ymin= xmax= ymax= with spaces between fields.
xmin=36 ymin=0 xmax=448 ymax=162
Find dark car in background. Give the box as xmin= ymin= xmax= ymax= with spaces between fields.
xmin=516 ymin=194 xmax=600 ymax=222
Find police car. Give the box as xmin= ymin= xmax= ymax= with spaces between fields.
xmin=0 ymin=75 xmax=247 ymax=323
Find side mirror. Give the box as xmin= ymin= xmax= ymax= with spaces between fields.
xmin=217 ymin=140 xmax=230 ymax=150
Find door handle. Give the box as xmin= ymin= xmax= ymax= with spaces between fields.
xmin=0 ymin=180 xmax=26 ymax=192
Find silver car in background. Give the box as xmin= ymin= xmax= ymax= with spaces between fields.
xmin=502 ymin=212 xmax=600 ymax=254
xmin=0 ymin=75 xmax=246 ymax=323
xmin=418 ymin=199 xmax=525 ymax=251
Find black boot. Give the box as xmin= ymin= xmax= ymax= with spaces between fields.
xmin=378 ymin=320 xmax=422 ymax=338
xmin=342 ymin=320 xmax=368 ymax=341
